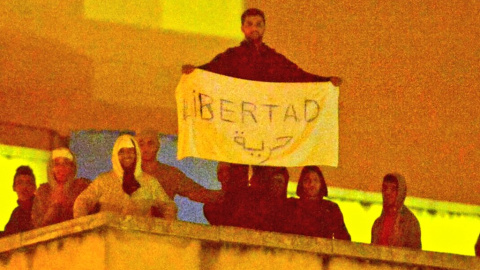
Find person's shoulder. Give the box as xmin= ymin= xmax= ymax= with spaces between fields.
xmin=321 ymin=199 xmax=341 ymax=209
xmin=140 ymin=172 xmax=165 ymax=188
xmin=95 ymin=171 xmax=114 ymax=180
xmin=211 ymin=46 xmax=242 ymax=61
xmin=262 ymin=43 xmax=278 ymax=52
xmin=89 ymin=172 xmax=115 ymax=186
xmin=262 ymin=43 xmax=287 ymax=57
xmin=371 ymin=214 xmax=382 ymax=231
xmin=32 ymin=184 xmax=51 ymax=204
xmin=73 ymin=178 xmax=91 ymax=192
xmin=400 ymin=206 xmax=420 ymax=223
xmin=320 ymin=199 xmax=346 ymax=215
xmin=9 ymin=205 xmax=21 ymax=216
xmin=74 ymin=177 xmax=91 ymax=186
xmin=36 ymin=183 xmax=51 ymax=196
xmin=141 ymin=172 xmax=158 ymax=182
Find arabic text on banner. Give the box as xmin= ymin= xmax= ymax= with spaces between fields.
xmin=175 ymin=69 xmax=339 ymax=167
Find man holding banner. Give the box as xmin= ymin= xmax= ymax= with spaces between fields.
xmin=182 ymin=8 xmax=341 ymax=85
xmin=179 ymin=8 xmax=341 ymax=209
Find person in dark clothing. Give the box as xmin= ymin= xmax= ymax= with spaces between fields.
xmin=204 ymin=164 xmax=290 ymax=234
xmin=246 ymin=166 xmax=290 ymax=233
xmin=285 ymin=166 xmax=350 ymax=240
xmin=4 ymin=166 xmax=37 ymax=235
xmin=475 ymin=233 xmax=480 ymax=256
xmin=203 ymin=162 xmax=248 ymax=227
xmin=182 ymin=8 xmax=342 ymax=197
xmin=182 ymin=8 xmax=341 ymax=85
xmin=371 ymin=173 xmax=421 ymax=249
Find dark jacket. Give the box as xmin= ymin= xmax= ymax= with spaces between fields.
xmin=285 ymin=198 xmax=350 ymax=240
xmin=205 ymin=166 xmax=290 ymax=234
xmin=284 ymin=166 xmax=350 ymax=240
xmin=199 ymin=40 xmax=331 ymax=83
xmin=4 ymin=198 xmax=34 ymax=235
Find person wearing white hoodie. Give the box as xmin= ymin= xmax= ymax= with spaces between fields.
xmin=74 ymin=134 xmax=177 ymax=220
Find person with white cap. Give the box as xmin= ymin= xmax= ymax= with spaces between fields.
xmin=73 ymin=134 xmax=177 ymax=220
xmin=32 ymin=147 xmax=90 ymax=228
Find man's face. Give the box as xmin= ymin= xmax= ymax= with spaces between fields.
xmin=382 ymin=181 xmax=398 ymax=207
xmin=241 ymin=15 xmax=265 ymax=42
xmin=137 ymin=135 xmax=160 ymax=162
xmin=118 ymin=147 xmax=137 ymax=170
xmin=303 ymin=172 xmax=322 ymax=199
xmin=14 ymin=175 xmax=36 ymax=201
xmin=53 ymin=157 xmax=75 ymax=184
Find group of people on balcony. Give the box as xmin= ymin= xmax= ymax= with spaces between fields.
xmin=203 ymin=164 xmax=351 ymax=241
xmin=5 ymin=130 xmax=478 ymax=256
xmin=1 ymin=7 xmax=479 ymax=257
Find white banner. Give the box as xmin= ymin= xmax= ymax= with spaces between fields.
xmin=175 ymin=69 xmax=338 ymax=167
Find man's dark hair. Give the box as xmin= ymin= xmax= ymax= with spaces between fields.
xmin=13 ymin=165 xmax=36 ymax=188
xmin=383 ymin=174 xmax=399 ymax=184
xmin=241 ymin=8 xmax=265 ymax=25
xmin=296 ymin=166 xmax=328 ymax=198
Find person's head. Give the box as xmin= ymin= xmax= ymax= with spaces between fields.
xmin=250 ymin=165 xmax=276 ymax=192
xmin=241 ymin=8 xmax=266 ymax=43
xmin=118 ymin=147 xmax=136 ymax=171
xmin=112 ymin=134 xmax=142 ymax=178
xmin=13 ymin=166 xmax=36 ymax=201
xmin=382 ymin=174 xmax=399 ymax=208
xmin=50 ymin=148 xmax=76 ymax=185
xmin=135 ymin=130 xmax=160 ymax=162
xmin=296 ymin=166 xmax=328 ymax=199
xmin=268 ymin=167 xmax=289 ymax=199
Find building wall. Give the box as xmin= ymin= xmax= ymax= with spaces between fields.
xmin=0 ymin=0 xmax=478 ymax=204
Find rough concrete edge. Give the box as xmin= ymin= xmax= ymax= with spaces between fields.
xmin=106 ymin=214 xmax=479 ymax=270
xmin=1 ymin=212 xmax=478 ymax=270
xmin=0 ymin=212 xmax=113 ymax=253
xmin=332 ymin=240 xmax=480 ymax=270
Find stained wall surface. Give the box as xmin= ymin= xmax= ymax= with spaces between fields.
xmin=1 ymin=213 xmax=478 ymax=270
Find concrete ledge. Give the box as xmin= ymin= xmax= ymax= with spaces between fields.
xmin=0 ymin=212 xmax=478 ymax=270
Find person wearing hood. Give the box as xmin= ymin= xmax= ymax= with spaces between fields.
xmin=4 ymin=166 xmax=37 ymax=235
xmin=73 ymin=134 xmax=177 ymax=220
xmin=285 ymin=166 xmax=350 ymax=240
xmin=371 ymin=173 xmax=422 ymax=249
xmin=32 ymin=148 xmax=90 ymax=228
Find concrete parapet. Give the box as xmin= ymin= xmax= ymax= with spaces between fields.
xmin=0 ymin=213 xmax=478 ymax=270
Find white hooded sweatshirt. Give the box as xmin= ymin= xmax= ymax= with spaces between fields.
xmin=74 ymin=134 xmax=176 ymax=219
